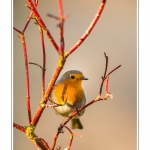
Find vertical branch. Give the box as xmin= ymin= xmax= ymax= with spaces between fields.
xmin=20 ymin=34 xmax=32 ymax=124
xmin=105 ymin=76 xmax=109 ymax=94
xmin=99 ymin=52 xmax=108 ymax=95
xmin=63 ymin=126 xmax=74 ymax=150
xmin=103 ymin=52 xmax=108 ymax=78
xmin=51 ymin=132 xmax=60 ymax=150
xmin=58 ymin=0 xmax=65 ymax=59
xmin=39 ymin=26 xmax=46 ymax=98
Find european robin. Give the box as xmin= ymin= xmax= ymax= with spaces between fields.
xmin=50 ymin=70 xmax=88 ymax=129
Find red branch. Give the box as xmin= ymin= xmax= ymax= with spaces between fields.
xmin=51 ymin=132 xmax=59 ymax=150
xmin=103 ymin=52 xmax=108 ymax=78
xmin=99 ymin=52 xmax=108 ymax=95
xmin=27 ymin=0 xmax=59 ymax=53
xmin=23 ymin=12 xmax=33 ymax=33
xmin=13 ymin=27 xmax=23 ymax=34
xmin=20 ymin=34 xmax=32 ymax=124
xmin=39 ymin=27 xmax=46 ymax=98
xmin=34 ymin=137 xmax=51 ymax=150
xmin=107 ymin=65 xmax=122 ymax=76
xmin=63 ymin=126 xmax=74 ymax=150
xmin=65 ymin=0 xmax=106 ymax=57
xmin=51 ymin=125 xmax=74 ymax=150
xmin=105 ymin=76 xmax=109 ymax=94
xmin=34 ymin=0 xmax=39 ymax=7
xmin=58 ymin=0 xmax=65 ymax=58
xmin=13 ymin=123 xmax=26 ymax=133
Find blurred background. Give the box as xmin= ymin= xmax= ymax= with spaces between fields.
xmin=13 ymin=0 xmax=137 ymax=149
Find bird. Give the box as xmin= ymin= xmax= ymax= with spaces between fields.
xmin=50 ymin=70 xmax=88 ymax=129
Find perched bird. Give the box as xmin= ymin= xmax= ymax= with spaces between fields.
xmin=50 ymin=70 xmax=88 ymax=129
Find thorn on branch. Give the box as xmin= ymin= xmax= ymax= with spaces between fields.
xmin=47 ymin=13 xmax=69 ymax=27
xmin=47 ymin=13 xmax=59 ymax=20
xmin=25 ymin=4 xmax=31 ymax=10
xmin=47 ymin=13 xmax=69 ymax=21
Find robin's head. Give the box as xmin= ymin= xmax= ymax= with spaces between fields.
xmin=56 ymin=70 xmax=88 ymax=85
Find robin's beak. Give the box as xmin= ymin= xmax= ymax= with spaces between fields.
xmin=82 ymin=77 xmax=88 ymax=80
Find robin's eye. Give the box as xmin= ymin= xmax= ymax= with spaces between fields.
xmin=70 ymin=75 xmax=75 ymax=79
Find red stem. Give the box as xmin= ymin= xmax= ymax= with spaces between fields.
xmin=51 ymin=132 xmax=59 ymax=150
xmin=107 ymin=65 xmax=122 ymax=76
xmin=99 ymin=52 xmax=108 ymax=95
xmin=105 ymin=76 xmax=109 ymax=93
xmin=63 ymin=126 xmax=73 ymax=150
xmin=27 ymin=0 xmax=59 ymax=53
xmin=34 ymin=137 xmax=51 ymax=150
xmin=66 ymin=0 xmax=106 ymax=57
xmin=13 ymin=123 xmax=26 ymax=133
xmin=39 ymin=28 xmax=46 ymax=98
xmin=58 ymin=0 xmax=65 ymax=57
xmin=23 ymin=0 xmax=39 ymax=33
xmin=34 ymin=0 xmax=39 ymax=7
xmin=58 ymin=0 xmax=63 ymax=17
xmin=21 ymin=34 xmax=32 ymax=124
xmin=103 ymin=52 xmax=108 ymax=78
xmin=23 ymin=12 xmax=33 ymax=33
xmin=13 ymin=27 xmax=23 ymax=34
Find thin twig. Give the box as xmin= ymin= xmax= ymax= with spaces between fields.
xmin=47 ymin=13 xmax=59 ymax=20
xmin=107 ymin=65 xmax=122 ymax=76
xmin=63 ymin=126 xmax=74 ymax=150
xmin=13 ymin=123 xmax=26 ymax=133
xmin=103 ymin=52 xmax=108 ymax=78
xmin=23 ymin=12 xmax=33 ymax=33
xmin=13 ymin=27 xmax=23 ymax=34
xmin=39 ymin=27 xmax=46 ymax=98
xmin=58 ymin=0 xmax=65 ymax=58
xmin=99 ymin=52 xmax=108 ymax=95
xmin=29 ymin=62 xmax=46 ymax=70
xmin=51 ymin=132 xmax=60 ymax=150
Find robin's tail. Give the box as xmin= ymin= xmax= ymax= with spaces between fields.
xmin=71 ymin=118 xmax=83 ymax=129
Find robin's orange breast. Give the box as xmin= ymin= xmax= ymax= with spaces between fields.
xmin=54 ymin=82 xmax=84 ymax=106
